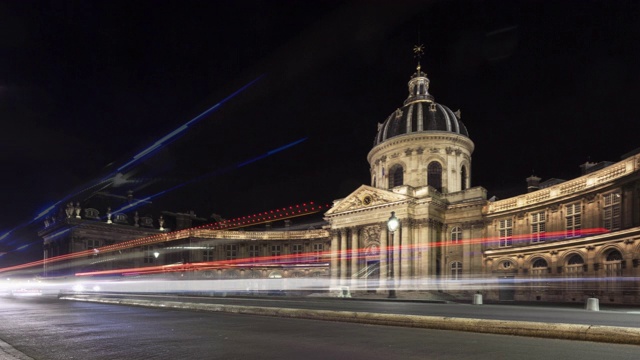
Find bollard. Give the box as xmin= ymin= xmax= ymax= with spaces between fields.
xmin=585 ymin=297 xmax=600 ymax=311
xmin=340 ymin=286 xmax=351 ymax=298
xmin=473 ymin=293 xmax=483 ymax=305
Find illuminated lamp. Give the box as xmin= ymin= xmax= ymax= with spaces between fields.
xmin=386 ymin=211 xmax=399 ymax=298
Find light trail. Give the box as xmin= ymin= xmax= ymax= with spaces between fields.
xmin=0 ymin=202 xmax=329 ymax=274
xmin=0 ymin=76 xmax=263 ymax=247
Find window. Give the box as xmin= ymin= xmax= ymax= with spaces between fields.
xmin=203 ymin=246 xmax=214 ymax=261
xmin=460 ymin=165 xmax=467 ymax=191
xmin=142 ymin=245 xmax=154 ymax=264
xmin=498 ymin=219 xmax=513 ymax=247
xmin=565 ymin=203 xmax=582 ymax=238
xmin=451 ymin=227 xmax=462 ymax=244
xmin=531 ymin=258 xmax=548 ymax=277
xmin=225 ymin=244 xmax=238 ymax=260
xmin=531 ymin=212 xmax=546 ymax=243
xmin=388 ymin=164 xmax=403 ymax=188
xmin=271 ymin=245 xmax=281 ymax=257
xmin=87 ymin=239 xmax=100 ymax=250
xmin=313 ymin=243 xmax=323 ymax=259
xmin=565 ymin=254 xmax=584 ymax=291
xmin=249 ymin=244 xmax=260 ymax=258
xmin=604 ymin=250 xmax=623 ymax=292
xmin=450 ymin=261 xmax=462 ymax=280
xmin=603 ymin=192 xmax=621 ymax=231
xmin=291 ymin=244 xmax=303 ymax=255
xmin=427 ymin=162 xmax=442 ymax=192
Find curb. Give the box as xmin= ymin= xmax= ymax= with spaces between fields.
xmin=61 ymin=295 xmax=640 ymax=345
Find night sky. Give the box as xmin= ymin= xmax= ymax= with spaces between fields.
xmin=1 ymin=1 xmax=639 ymax=264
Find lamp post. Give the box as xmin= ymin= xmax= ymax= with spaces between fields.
xmin=387 ymin=211 xmax=399 ymax=298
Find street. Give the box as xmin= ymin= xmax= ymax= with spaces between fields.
xmin=1 ymin=295 xmax=638 ymax=360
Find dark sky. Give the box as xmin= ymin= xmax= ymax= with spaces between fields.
xmin=1 ymin=0 xmax=639 ymax=263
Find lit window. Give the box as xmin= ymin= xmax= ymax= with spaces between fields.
xmin=451 ymin=227 xmax=462 ymax=244
xmin=602 ymin=192 xmax=621 ymax=231
xmin=565 ymin=203 xmax=582 ymax=238
xmin=531 ymin=212 xmax=546 ymax=243
xmin=498 ymin=219 xmax=513 ymax=247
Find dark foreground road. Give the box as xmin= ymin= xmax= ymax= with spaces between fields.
xmin=1 ymin=295 xmax=639 ymax=360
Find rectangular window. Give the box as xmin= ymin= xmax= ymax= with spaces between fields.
xmin=565 ymin=203 xmax=582 ymax=238
xmin=451 ymin=227 xmax=462 ymax=244
xmin=451 ymin=262 xmax=462 ymax=280
xmin=203 ymin=246 xmax=214 ymax=262
xmin=271 ymin=245 xmax=281 ymax=257
xmin=87 ymin=239 xmax=100 ymax=250
xmin=225 ymin=244 xmax=238 ymax=260
xmin=531 ymin=212 xmax=546 ymax=243
xmin=498 ymin=219 xmax=513 ymax=247
xmin=142 ymin=245 xmax=154 ymax=264
xmin=312 ymin=243 xmax=323 ymax=255
xmin=291 ymin=244 xmax=303 ymax=255
xmin=248 ymin=244 xmax=260 ymax=258
xmin=603 ymin=192 xmax=621 ymax=231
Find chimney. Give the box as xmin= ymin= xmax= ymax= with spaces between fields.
xmin=526 ymin=175 xmax=541 ymax=193
xmin=580 ymin=161 xmax=597 ymax=175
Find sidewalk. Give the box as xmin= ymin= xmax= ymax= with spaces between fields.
xmin=61 ymin=291 xmax=640 ymax=346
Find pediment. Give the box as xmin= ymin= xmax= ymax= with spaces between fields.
xmin=325 ymin=185 xmax=410 ymax=215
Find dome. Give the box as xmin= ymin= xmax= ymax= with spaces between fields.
xmin=374 ymin=65 xmax=469 ymax=146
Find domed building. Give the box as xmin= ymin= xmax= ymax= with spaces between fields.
xmin=325 ymin=55 xmax=487 ymax=294
xmin=34 ymin=48 xmax=640 ymax=304
xmin=325 ymin=51 xmax=640 ymax=304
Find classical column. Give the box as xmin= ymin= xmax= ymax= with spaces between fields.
xmin=351 ymin=227 xmax=359 ymax=287
xmin=330 ymin=230 xmax=339 ymax=288
xmin=400 ymin=220 xmax=412 ymax=287
xmin=340 ymin=230 xmax=348 ymax=285
xmin=379 ymin=224 xmax=388 ymax=291
xmin=393 ymin=226 xmax=401 ymax=289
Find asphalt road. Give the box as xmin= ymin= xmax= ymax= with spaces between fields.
xmin=1 ymin=295 xmax=639 ymax=360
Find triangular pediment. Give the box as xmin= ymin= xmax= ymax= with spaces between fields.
xmin=325 ymin=185 xmax=411 ymax=215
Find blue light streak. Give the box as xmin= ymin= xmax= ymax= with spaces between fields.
xmin=1 ymin=75 xmax=264 ymax=248
xmin=117 ymin=75 xmax=263 ymax=173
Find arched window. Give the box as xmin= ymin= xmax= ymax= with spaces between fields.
xmin=451 ymin=261 xmax=462 ymax=280
xmin=604 ymin=250 xmax=623 ymax=292
xmin=460 ymin=165 xmax=467 ymax=191
xmin=567 ymin=254 xmax=584 ymax=265
xmin=565 ymin=254 xmax=585 ymax=291
xmin=532 ymin=258 xmax=548 ymax=268
xmin=531 ymin=258 xmax=548 ymax=278
xmin=388 ymin=164 xmax=404 ymax=188
xmin=451 ymin=227 xmax=462 ymax=244
xmin=427 ymin=162 xmax=442 ymax=192
xmin=606 ymin=250 xmax=623 ymax=262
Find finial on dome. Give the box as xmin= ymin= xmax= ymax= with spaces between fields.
xmin=413 ymin=44 xmax=424 ymax=71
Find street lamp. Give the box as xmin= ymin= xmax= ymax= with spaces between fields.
xmin=387 ymin=211 xmax=399 ymax=298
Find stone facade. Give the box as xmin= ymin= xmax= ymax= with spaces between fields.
xmin=324 ymin=59 xmax=640 ymax=304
